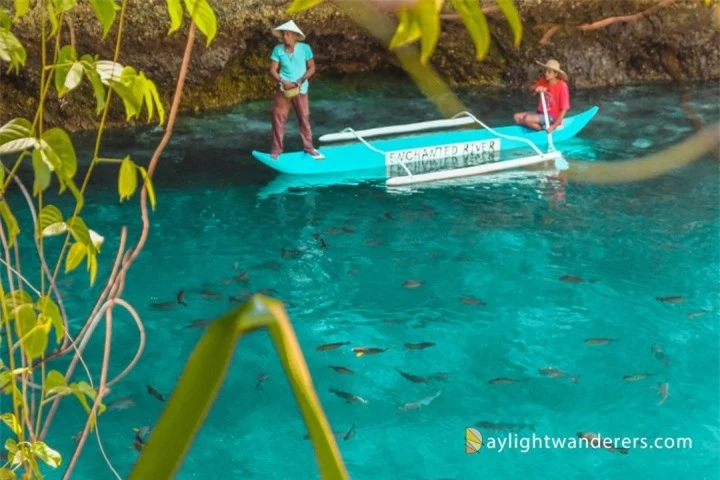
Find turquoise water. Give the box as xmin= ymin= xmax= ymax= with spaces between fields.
xmin=3 ymin=78 xmax=719 ymax=479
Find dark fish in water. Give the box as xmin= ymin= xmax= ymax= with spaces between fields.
xmin=402 ymin=280 xmax=424 ymax=289
xmin=347 ymin=268 xmax=358 ymax=276
xmin=200 ymin=288 xmax=222 ymax=300
xmin=329 ymin=366 xmax=354 ymax=375
xmin=430 ymin=372 xmax=449 ymax=381
xmin=146 ymin=384 xmax=165 ymax=402
xmin=395 ymin=367 xmax=427 ymax=383
xmin=256 ymin=288 xmax=278 ymax=296
xmin=657 ymin=382 xmax=669 ymax=405
xmin=107 ymin=396 xmax=136 ymax=411
xmin=184 ymin=319 xmax=212 ymax=329
xmin=405 ymin=342 xmax=435 ymax=350
xmin=150 ymin=301 xmax=174 ymax=310
xmin=488 ymin=377 xmax=522 ymax=385
xmin=255 ymin=373 xmax=267 ymax=389
xmin=622 ymin=373 xmax=655 ymax=382
xmin=656 ymin=296 xmax=685 ymax=304
xmin=687 ymin=310 xmax=708 ymax=319
xmin=329 ymin=388 xmax=368 ymax=405
xmin=317 ymin=341 xmax=350 ymax=351
xmin=341 ymin=226 xmax=355 ymax=234
xmin=584 ymin=337 xmax=618 ymax=345
xmin=476 ymin=421 xmax=535 ymax=432
xmin=312 ymin=232 xmax=321 ymax=239
xmin=560 ymin=275 xmax=584 ymax=283
xmin=384 ymin=212 xmax=394 ymax=220
xmin=132 ymin=426 xmax=150 ymax=452
xmin=651 ymin=344 xmax=669 ymax=366
xmin=343 ymin=425 xmax=356 ymax=440
xmin=460 ymin=296 xmax=485 ymax=306
xmin=577 ymin=432 xmax=629 ymax=454
xmin=229 ymin=294 xmax=250 ymax=304
xmin=176 ymin=290 xmax=187 ymax=306
xmin=319 ymin=238 xmax=329 ymax=249
xmin=352 ymin=347 xmax=387 ymax=357
xmin=539 ymin=368 xmax=578 ymax=383
xmin=234 ymin=271 xmax=249 ymax=283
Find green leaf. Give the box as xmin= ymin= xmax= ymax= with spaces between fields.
xmin=0 ymin=201 xmax=20 ymax=247
xmin=89 ymin=0 xmax=119 ymax=39
xmin=44 ymin=370 xmax=69 ymax=396
xmin=15 ymin=304 xmax=48 ymax=361
xmin=55 ymin=0 xmax=77 ymax=13
xmin=67 ymin=215 xmax=92 ymax=247
xmin=119 ymin=156 xmax=137 ymax=201
xmin=183 ymin=0 xmax=216 ymax=46
xmin=54 ymin=45 xmax=78 ymax=97
xmin=166 ymin=0 xmax=183 ymax=34
xmin=0 ymin=467 xmax=17 ymax=479
xmin=451 ymin=0 xmax=491 ymax=60
xmin=46 ymin=0 xmax=59 ymax=36
xmin=38 ymin=204 xmax=65 ymax=236
xmin=83 ymin=62 xmax=107 ymax=114
xmin=32 ymin=442 xmax=62 ymax=468
xmin=0 ymin=137 xmax=34 ymax=155
xmin=389 ymin=8 xmax=422 ymax=49
xmin=36 ymin=296 xmax=64 ymax=344
xmin=95 ymin=60 xmax=123 ymax=84
xmin=0 ymin=160 xmax=4 ymax=185
xmin=138 ymin=166 xmax=156 ymax=211
xmin=64 ymin=62 xmax=84 ymax=92
xmin=0 ymin=413 xmax=22 ymax=435
xmin=0 ymin=8 xmax=11 ymax=29
xmin=0 ymin=29 xmax=27 ymax=73
xmin=495 ymin=0 xmax=523 ymax=47
xmin=141 ymin=74 xmax=165 ymax=125
xmin=70 ymin=381 xmax=106 ymax=424
xmin=4 ymin=290 xmax=33 ymax=310
xmin=14 ymin=0 xmax=29 ymax=20
xmin=415 ymin=0 xmax=441 ymax=65
xmin=65 ymin=242 xmax=87 ymax=273
xmin=287 ymin=0 xmax=325 ymax=13
xmin=127 ymin=296 xmax=349 ymax=480
xmin=41 ymin=128 xmax=77 ymax=180
xmin=87 ymin=250 xmax=98 ymax=286
xmin=32 ymin=149 xmax=52 ymax=195
xmin=0 ymin=118 xmax=32 ymax=144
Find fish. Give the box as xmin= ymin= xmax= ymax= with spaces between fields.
xmin=229 ymin=294 xmax=250 ymax=304
xmin=347 ymin=268 xmax=358 ymax=276
xmin=316 ymin=341 xmax=350 ymax=351
xmin=577 ymin=432 xmax=629 ymax=454
xmin=256 ymin=288 xmax=278 ymax=296
xmin=622 ymin=373 xmax=655 ymax=382
xmin=384 ymin=212 xmax=394 ymax=220
xmin=560 ymin=275 xmax=584 ymax=283
xmin=584 ymin=337 xmax=618 ymax=345
xmin=132 ymin=426 xmax=150 ymax=452
xmin=402 ymin=280 xmax=424 ymax=289
xmin=150 ymin=301 xmax=174 ymax=310
xmin=146 ymin=384 xmax=165 ymax=402
xmin=404 ymin=342 xmax=435 ymax=350
xmin=328 ymin=388 xmax=368 ymax=405
xmin=657 ymin=382 xmax=669 ymax=405
xmin=329 ymin=366 xmax=354 ymax=375
xmin=185 ymin=318 xmax=212 ymax=329
xmin=319 ymin=238 xmax=329 ymax=249
xmin=430 ymin=372 xmax=449 ymax=381
xmin=475 ymin=421 xmax=535 ymax=433
xmin=460 ymin=296 xmax=486 ymax=306
xmin=656 ymin=296 xmax=685 ymax=304
xmin=255 ymin=373 xmax=267 ymax=389
xmin=234 ymin=271 xmax=249 ymax=283
xmin=281 ymin=248 xmax=303 ymax=259
xmin=341 ymin=226 xmax=355 ymax=234
xmin=399 ymin=390 xmax=442 ymax=411
xmin=352 ymin=347 xmax=387 ymax=357
xmin=200 ymin=288 xmax=222 ymax=300
xmin=395 ymin=367 xmax=427 ymax=383
xmin=539 ymin=368 xmax=578 ymax=383
xmin=176 ymin=290 xmax=187 ymax=306
xmin=651 ymin=344 xmax=669 ymax=366
xmin=687 ymin=310 xmax=708 ymax=319
xmin=488 ymin=377 xmax=522 ymax=385
xmin=343 ymin=425 xmax=356 ymax=440
xmin=107 ymin=396 xmax=136 ymax=411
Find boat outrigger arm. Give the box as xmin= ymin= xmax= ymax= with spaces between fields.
xmin=319 ymin=117 xmax=479 ymax=143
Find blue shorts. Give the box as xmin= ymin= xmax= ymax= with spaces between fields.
xmin=537 ymin=111 xmax=555 ymax=129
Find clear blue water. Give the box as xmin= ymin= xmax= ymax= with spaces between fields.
xmin=2 ymin=77 xmax=719 ymax=479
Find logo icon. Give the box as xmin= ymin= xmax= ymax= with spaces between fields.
xmin=466 ymin=427 xmax=483 ymax=454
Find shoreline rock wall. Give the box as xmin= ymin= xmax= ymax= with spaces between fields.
xmin=0 ymin=0 xmax=717 ymax=132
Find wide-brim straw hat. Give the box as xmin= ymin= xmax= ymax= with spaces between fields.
xmin=536 ymin=59 xmax=567 ymax=79
xmin=272 ymin=20 xmax=306 ymax=41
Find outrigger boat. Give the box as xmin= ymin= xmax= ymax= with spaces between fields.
xmin=252 ymin=103 xmax=599 ymax=188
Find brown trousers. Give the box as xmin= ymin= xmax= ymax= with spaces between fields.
xmin=271 ymin=89 xmax=314 ymax=156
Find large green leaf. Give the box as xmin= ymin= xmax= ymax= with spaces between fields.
xmin=67 ymin=216 xmax=92 ymax=247
xmin=44 ymin=370 xmax=71 ymax=396
xmin=32 ymin=442 xmax=62 ymax=468
xmin=0 ymin=118 xmax=32 ymax=144
xmin=14 ymin=0 xmax=29 ymax=20
xmin=0 ymin=413 xmax=22 ymax=435
xmin=81 ymin=56 xmax=107 ymax=114
xmin=38 ymin=204 xmax=64 ymax=236
xmin=0 ymin=29 xmax=27 ymax=73
xmin=32 ymin=149 xmax=52 ymax=195
xmin=495 ymin=0 xmax=522 ymax=47
xmin=451 ymin=0 xmax=491 ymax=60
xmin=389 ymin=8 xmax=422 ymax=49
xmin=0 ymin=201 xmax=19 ymax=247
xmin=128 ymin=296 xmax=349 ymax=480
xmin=4 ymin=290 xmax=33 ymax=310
xmin=54 ymin=0 xmax=77 ymax=13
xmin=36 ymin=296 xmax=65 ymax=344
xmin=0 ymin=8 xmax=11 ymax=29
xmin=288 ymin=0 xmax=325 ymax=13
xmin=89 ymin=0 xmax=119 ymax=39
xmin=54 ymin=45 xmax=78 ymax=97
xmin=415 ymin=0 xmax=441 ymax=65
xmin=166 ymin=0 xmax=183 ymax=34
xmin=183 ymin=0 xmax=216 ymax=46
xmin=41 ymin=128 xmax=77 ymax=180
xmin=15 ymin=304 xmax=48 ymax=361
xmin=65 ymin=242 xmax=87 ymax=272
xmin=119 ymin=156 xmax=137 ymax=201
xmin=0 ymin=467 xmax=16 ymax=479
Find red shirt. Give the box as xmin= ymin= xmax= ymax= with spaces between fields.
xmin=531 ymin=78 xmax=570 ymax=122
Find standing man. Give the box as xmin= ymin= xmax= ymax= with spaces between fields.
xmin=268 ymin=20 xmax=325 ymax=160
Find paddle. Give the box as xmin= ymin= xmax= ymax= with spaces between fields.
xmin=540 ymin=91 xmax=569 ymax=171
